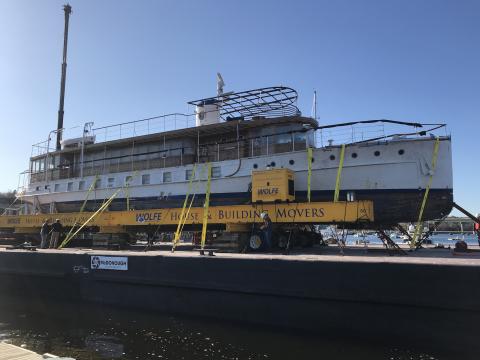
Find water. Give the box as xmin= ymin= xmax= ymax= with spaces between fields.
xmin=0 ymin=297 xmax=462 ymax=360
xmin=343 ymin=233 xmax=479 ymax=247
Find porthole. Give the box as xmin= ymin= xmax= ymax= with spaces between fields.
xmin=351 ymin=153 xmax=358 ymax=158
xmin=270 ymin=161 xmax=276 ymax=167
xmin=253 ymin=164 xmax=258 ymax=169
xmin=289 ymin=159 xmax=295 ymax=165
xmin=329 ymin=155 xmax=335 ymax=161
xmin=398 ymin=149 xmax=405 ymax=155
xmin=374 ymin=151 xmax=380 ymax=157
xmin=311 ymin=157 xmax=315 ymax=163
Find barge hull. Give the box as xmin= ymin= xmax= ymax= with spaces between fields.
xmin=0 ymin=249 xmax=479 ymax=356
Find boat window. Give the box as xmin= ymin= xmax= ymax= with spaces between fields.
xmin=125 ymin=176 xmax=133 ymax=186
xmin=163 ymin=172 xmax=172 ymax=183
xmin=271 ymin=134 xmax=293 ymax=153
xmin=94 ymin=178 xmax=101 ymax=189
xmin=67 ymin=182 xmax=74 ymax=191
xmin=352 ymin=153 xmax=358 ymax=158
xmin=142 ymin=174 xmax=151 ymax=185
xmin=185 ymin=169 xmax=194 ymax=181
xmin=374 ymin=151 xmax=380 ymax=157
xmin=212 ymin=167 xmax=221 ymax=178
xmin=107 ymin=178 xmax=115 ymax=188
xmin=35 ymin=186 xmax=40 ymax=191
xmin=293 ymin=133 xmax=307 ymax=150
xmin=398 ymin=149 xmax=405 ymax=155
xmin=54 ymin=184 xmax=61 ymax=192
xmin=78 ymin=181 xmax=85 ymax=191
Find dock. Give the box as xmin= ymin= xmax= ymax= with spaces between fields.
xmin=0 ymin=342 xmax=71 ymax=360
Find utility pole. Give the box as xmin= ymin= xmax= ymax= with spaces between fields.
xmin=56 ymin=4 xmax=72 ymax=150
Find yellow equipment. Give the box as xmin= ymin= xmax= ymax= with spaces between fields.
xmin=251 ymin=168 xmax=295 ymax=203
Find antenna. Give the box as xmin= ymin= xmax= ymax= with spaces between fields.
xmin=217 ymin=73 xmax=225 ymax=96
xmin=312 ymin=90 xmax=317 ymax=121
xmin=56 ymin=4 xmax=72 ymax=150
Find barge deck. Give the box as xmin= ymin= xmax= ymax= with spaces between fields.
xmin=0 ymin=245 xmax=479 ymax=357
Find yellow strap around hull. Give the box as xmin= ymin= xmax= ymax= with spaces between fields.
xmin=411 ymin=137 xmax=440 ymax=248
xmin=333 ymin=144 xmax=346 ymax=202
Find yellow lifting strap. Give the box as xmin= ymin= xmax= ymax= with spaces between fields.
xmin=124 ymin=171 xmax=138 ymax=211
xmin=172 ymin=164 xmax=197 ymax=251
xmin=79 ymin=174 xmax=99 ymax=213
xmin=200 ymin=163 xmax=212 ymax=249
xmin=411 ymin=137 xmax=440 ymax=248
xmin=307 ymin=147 xmax=313 ymax=203
xmin=333 ymin=144 xmax=346 ymax=202
xmin=177 ymin=164 xmax=206 ymax=240
xmin=59 ymin=187 xmax=122 ymax=249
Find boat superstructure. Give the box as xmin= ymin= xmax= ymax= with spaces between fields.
xmin=16 ymin=84 xmax=453 ymax=226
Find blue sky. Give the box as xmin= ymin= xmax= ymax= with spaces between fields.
xmin=0 ymin=0 xmax=478 ymax=214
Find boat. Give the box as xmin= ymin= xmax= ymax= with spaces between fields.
xmin=15 ymin=79 xmax=453 ymax=226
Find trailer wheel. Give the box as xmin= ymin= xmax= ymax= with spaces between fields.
xmin=249 ymin=234 xmax=262 ymax=250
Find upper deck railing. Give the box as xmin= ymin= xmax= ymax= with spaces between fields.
xmin=91 ymin=113 xmax=195 ymax=143
xmin=31 ymin=113 xmax=196 ymax=158
xmin=31 ymin=116 xmax=447 ymax=159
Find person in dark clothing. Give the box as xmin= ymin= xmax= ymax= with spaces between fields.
xmin=40 ymin=219 xmax=50 ymax=249
xmin=50 ymin=219 xmax=63 ymax=249
xmin=475 ymin=214 xmax=480 ymax=246
xmin=260 ymin=212 xmax=273 ymax=250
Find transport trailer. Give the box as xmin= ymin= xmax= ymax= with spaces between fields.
xmin=0 ymin=169 xmax=374 ymax=251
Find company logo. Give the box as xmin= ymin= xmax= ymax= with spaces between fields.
xmin=91 ymin=256 xmax=100 ymax=269
xmin=90 ymin=256 xmax=128 ymax=271
xmin=257 ymin=187 xmax=279 ymax=195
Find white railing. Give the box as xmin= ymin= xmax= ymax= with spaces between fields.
xmin=91 ymin=113 xmax=195 ymax=143
xmin=314 ymin=121 xmax=448 ymax=148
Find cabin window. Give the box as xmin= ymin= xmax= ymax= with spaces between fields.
xmin=186 ymin=169 xmax=194 ymax=181
xmin=54 ymin=184 xmax=61 ymax=192
xmin=212 ymin=167 xmax=221 ymax=178
xmin=94 ymin=178 xmax=101 ymax=189
xmin=125 ymin=176 xmax=133 ymax=186
xmin=142 ymin=174 xmax=151 ymax=185
xmin=107 ymin=178 xmax=115 ymax=188
xmin=163 ymin=172 xmax=172 ymax=183
xmin=78 ymin=181 xmax=85 ymax=191
xmin=67 ymin=182 xmax=74 ymax=191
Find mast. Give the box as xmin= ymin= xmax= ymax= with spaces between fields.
xmin=56 ymin=4 xmax=72 ymax=150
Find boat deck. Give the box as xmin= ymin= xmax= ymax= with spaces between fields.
xmin=1 ymin=243 xmax=479 ymax=266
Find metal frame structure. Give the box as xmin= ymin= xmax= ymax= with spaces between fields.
xmin=188 ymin=86 xmax=300 ymax=120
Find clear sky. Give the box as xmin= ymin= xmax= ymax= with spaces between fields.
xmin=0 ymin=0 xmax=478 ymax=214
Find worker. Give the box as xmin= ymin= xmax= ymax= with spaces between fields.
xmin=40 ymin=219 xmax=50 ymax=249
xmin=260 ymin=212 xmax=273 ymax=250
xmin=475 ymin=214 xmax=480 ymax=246
xmin=50 ymin=219 xmax=63 ymax=249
